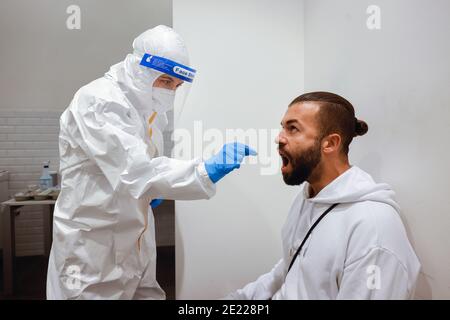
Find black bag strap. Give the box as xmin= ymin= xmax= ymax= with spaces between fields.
xmin=287 ymin=203 xmax=339 ymax=273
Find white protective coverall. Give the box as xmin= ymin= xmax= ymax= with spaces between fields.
xmin=229 ymin=166 xmax=421 ymax=299
xmin=47 ymin=25 xmax=216 ymax=299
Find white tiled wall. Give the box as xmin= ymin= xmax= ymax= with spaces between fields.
xmin=0 ymin=110 xmax=61 ymax=256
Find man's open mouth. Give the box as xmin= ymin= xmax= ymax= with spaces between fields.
xmin=281 ymin=155 xmax=289 ymax=167
xmin=279 ymin=150 xmax=291 ymax=171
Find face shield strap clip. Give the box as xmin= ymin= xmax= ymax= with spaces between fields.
xmin=139 ymin=53 xmax=196 ymax=83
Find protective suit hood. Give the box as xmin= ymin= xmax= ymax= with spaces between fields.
xmin=104 ymin=25 xmax=191 ymax=154
xmin=105 ymin=25 xmax=189 ymax=111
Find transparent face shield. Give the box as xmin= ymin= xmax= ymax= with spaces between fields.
xmin=139 ymin=53 xmax=195 ymax=124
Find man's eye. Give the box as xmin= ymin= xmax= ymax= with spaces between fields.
xmin=289 ymin=126 xmax=298 ymax=132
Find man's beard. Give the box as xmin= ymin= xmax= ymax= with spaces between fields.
xmin=282 ymin=140 xmax=322 ymax=186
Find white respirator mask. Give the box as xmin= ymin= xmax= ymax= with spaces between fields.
xmin=152 ymin=87 xmax=176 ymax=114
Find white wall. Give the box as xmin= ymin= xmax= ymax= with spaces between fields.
xmin=175 ymin=0 xmax=450 ymax=300
xmin=303 ymin=0 xmax=450 ymax=299
xmin=0 ymin=0 xmax=171 ymax=111
xmin=174 ymin=0 xmax=304 ymax=299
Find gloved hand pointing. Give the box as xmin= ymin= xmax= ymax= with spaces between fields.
xmin=205 ymin=142 xmax=257 ymax=183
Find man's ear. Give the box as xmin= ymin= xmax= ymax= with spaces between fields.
xmin=322 ymin=133 xmax=342 ymax=154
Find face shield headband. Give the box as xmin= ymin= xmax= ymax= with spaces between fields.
xmin=139 ymin=53 xmax=196 ymax=83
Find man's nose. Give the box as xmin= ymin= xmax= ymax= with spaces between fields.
xmin=275 ymin=131 xmax=287 ymax=146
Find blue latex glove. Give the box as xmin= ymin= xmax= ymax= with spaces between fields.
xmin=205 ymin=142 xmax=257 ymax=183
xmin=150 ymin=198 xmax=163 ymax=209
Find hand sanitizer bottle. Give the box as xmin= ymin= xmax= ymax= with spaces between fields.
xmin=39 ymin=161 xmax=53 ymax=190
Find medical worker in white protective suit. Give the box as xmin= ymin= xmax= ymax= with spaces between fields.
xmin=47 ymin=25 xmax=256 ymax=299
xmin=227 ymin=92 xmax=420 ymax=300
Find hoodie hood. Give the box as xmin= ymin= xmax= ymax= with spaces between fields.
xmin=302 ymin=166 xmax=400 ymax=212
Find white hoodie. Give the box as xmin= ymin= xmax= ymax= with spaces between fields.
xmin=230 ymin=166 xmax=421 ymax=299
